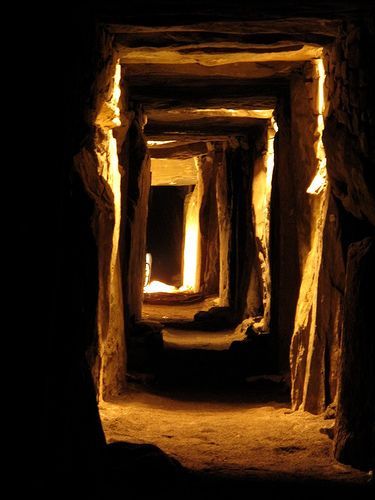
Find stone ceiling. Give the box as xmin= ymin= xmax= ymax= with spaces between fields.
xmin=102 ymin=1 xmax=371 ymax=180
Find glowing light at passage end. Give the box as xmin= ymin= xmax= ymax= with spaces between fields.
xmin=143 ymin=185 xmax=200 ymax=294
xmin=144 ymin=281 xmax=192 ymax=294
xmin=306 ymin=58 xmax=328 ymax=196
xmin=182 ymin=185 xmax=200 ymax=292
xmin=144 ymin=281 xmax=178 ymax=293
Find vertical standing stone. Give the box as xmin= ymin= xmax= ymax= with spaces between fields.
xmin=123 ymin=113 xmax=151 ymax=323
xmin=271 ymin=97 xmax=300 ymax=372
xmin=335 ymin=237 xmax=375 ymax=470
xmin=199 ymin=151 xmax=220 ymax=296
xmin=216 ymin=143 xmax=231 ymax=307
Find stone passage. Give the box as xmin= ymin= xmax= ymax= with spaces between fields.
xmin=51 ymin=3 xmax=375 ymax=494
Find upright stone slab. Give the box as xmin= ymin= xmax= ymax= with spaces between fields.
xmin=334 ymin=236 xmax=375 ymax=470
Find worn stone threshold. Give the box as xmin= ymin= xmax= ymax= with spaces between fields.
xmin=162 ymin=327 xmax=246 ymax=350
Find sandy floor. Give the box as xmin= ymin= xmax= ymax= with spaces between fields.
xmin=100 ymin=384 xmax=368 ymax=485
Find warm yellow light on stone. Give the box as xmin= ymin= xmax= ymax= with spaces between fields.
xmin=112 ymin=63 xmax=122 ymax=127
xmin=144 ymin=280 xmax=178 ymax=293
xmin=315 ymin=58 xmax=326 ymax=116
xmin=75 ymin=58 xmax=125 ymax=399
xmin=251 ymin=117 xmax=277 ymax=332
xmin=193 ymin=108 xmax=274 ymax=119
xmin=151 ymin=157 xmax=198 ymax=186
xmin=120 ymin=44 xmax=323 ymax=66
xmin=291 ymin=57 xmax=330 ymax=411
xmin=306 ymin=165 xmax=327 ymax=195
xmin=306 ymin=59 xmax=328 ymax=196
xmin=183 ymin=182 xmax=201 ymax=292
xmin=144 ymin=158 xmax=201 ymax=295
xmin=147 ymin=140 xmax=177 ymax=146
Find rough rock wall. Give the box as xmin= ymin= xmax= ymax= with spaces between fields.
xmin=199 ymin=148 xmax=220 ymax=295
xmin=324 ymin=20 xmax=375 ymax=226
xmin=216 ymin=143 xmax=231 ymax=306
xmin=303 ymin=193 xmax=345 ymax=413
xmin=271 ymin=97 xmax=301 ymax=372
xmin=47 ymin=14 xmax=114 ymax=486
xmin=74 ymin=32 xmax=127 ymax=399
xmin=334 ymin=237 xmax=375 ymax=470
xmin=289 ymin=62 xmax=331 ymax=413
xmin=249 ymin=123 xmax=276 ymax=332
xmin=182 ymin=179 xmax=202 ymax=292
xmin=226 ymin=137 xmax=258 ymax=319
xmin=245 ymin=136 xmax=265 ymax=321
xmin=122 ymin=107 xmax=151 ymax=322
xmin=323 ymin=20 xmax=375 ymax=468
xmin=290 ymin=19 xmax=375 ymax=419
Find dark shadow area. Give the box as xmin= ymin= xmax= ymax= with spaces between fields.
xmin=155 ymin=337 xmax=276 ymax=387
xmin=131 ymin=376 xmax=291 ymax=406
xmin=147 ymin=185 xmax=191 ymax=285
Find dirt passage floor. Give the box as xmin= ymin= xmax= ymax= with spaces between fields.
xmin=99 ymin=383 xmax=369 ymax=485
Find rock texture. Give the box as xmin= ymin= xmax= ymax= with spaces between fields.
xmin=74 ymin=32 xmax=127 ymax=398
xmin=334 ymin=237 xmax=375 ymax=470
xmin=271 ymin=96 xmax=301 ymax=372
xmin=288 ymin=62 xmax=331 ymax=413
xmin=215 ymin=143 xmax=231 ymax=307
xmin=199 ymin=151 xmax=220 ymax=296
xmin=150 ymin=157 xmax=198 ymax=186
xmin=226 ymin=136 xmax=260 ymax=320
xmin=324 ymin=21 xmax=375 ymax=226
xmin=122 ymin=110 xmax=151 ymax=323
xmin=303 ymin=193 xmax=345 ymax=413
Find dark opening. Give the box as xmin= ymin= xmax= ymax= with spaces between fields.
xmin=146 ymin=185 xmax=192 ymax=286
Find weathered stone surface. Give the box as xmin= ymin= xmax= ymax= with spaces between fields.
xmin=150 ymin=157 xmax=198 ymax=186
xmin=118 ymin=43 xmax=322 ymax=66
xmin=249 ymin=123 xmax=276 ymax=333
xmin=116 ymin=31 xmax=333 ymax=51
xmin=145 ymin=119 xmax=264 ymax=136
xmin=324 ymin=21 xmax=375 ymax=226
xmin=149 ymin=141 xmax=208 ymax=160
xmin=288 ymin=62 xmax=331 ymax=413
xmin=52 ymin=3 xmax=375 ymax=487
xmin=125 ymin=61 xmax=302 ymax=85
xmin=199 ymin=152 xmax=220 ymax=295
xmin=143 ymin=292 xmax=204 ymax=305
xmin=74 ymin=31 xmax=127 ymax=399
xmin=146 ymin=109 xmax=272 ymax=136
xmin=302 ymin=193 xmax=345 ymax=414
xmin=106 ymin=15 xmax=340 ymax=36
xmin=226 ymin=138 xmax=259 ymax=319
xmin=48 ymin=16 xmax=120 ymax=485
xmin=194 ymin=306 xmax=238 ymax=330
xmin=334 ymin=237 xmax=375 ymax=470
xmin=130 ymin=82 xmax=279 ymax=112
xmin=324 ymin=118 xmax=375 ymax=225
xmin=122 ymin=113 xmax=151 ymax=323
xmin=271 ymin=97 xmax=301 ymax=372
xmin=216 ymin=144 xmax=231 ymax=307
